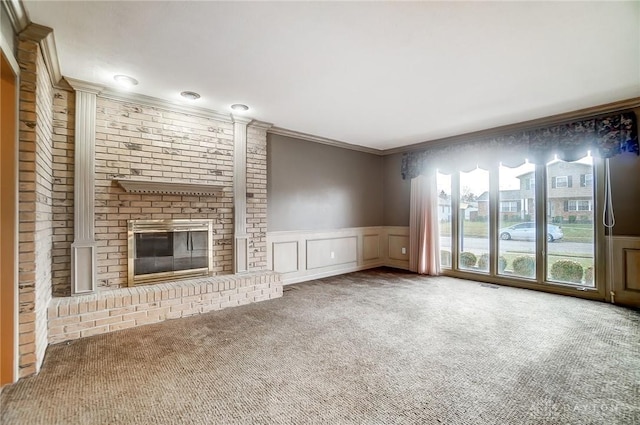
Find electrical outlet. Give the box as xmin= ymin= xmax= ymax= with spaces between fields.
xmin=330 ymin=251 xmax=335 ymax=259
xmin=401 ymin=247 xmax=406 ymax=254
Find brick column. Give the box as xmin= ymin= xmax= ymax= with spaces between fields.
xmin=233 ymin=115 xmax=251 ymax=273
xmin=68 ymin=81 xmax=99 ymax=294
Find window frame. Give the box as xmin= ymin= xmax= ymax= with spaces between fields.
xmin=439 ymin=158 xmax=605 ymax=302
xmin=555 ymin=175 xmax=569 ymax=188
xmin=500 ymin=200 xmax=519 ymax=212
xmin=568 ymin=199 xmax=592 ymax=211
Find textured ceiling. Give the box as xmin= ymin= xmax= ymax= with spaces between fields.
xmin=23 ymin=1 xmax=640 ymax=150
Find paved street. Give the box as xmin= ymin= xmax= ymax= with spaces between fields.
xmin=440 ymin=237 xmax=593 ymax=257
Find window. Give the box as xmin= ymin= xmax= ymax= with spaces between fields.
xmin=553 ymin=176 xmax=569 ymax=188
xmin=441 ymin=157 xmax=595 ymax=288
xmin=547 ymin=158 xmax=594 ymax=287
xmin=459 ymin=168 xmax=489 ymax=272
xmin=499 ymin=163 xmax=536 ymax=277
xmin=500 ymin=201 xmax=519 ymax=212
xmin=524 ymin=177 xmax=535 ymax=191
xmin=581 ymin=173 xmax=593 ymax=187
xmin=567 ymin=200 xmax=592 ymax=211
xmin=437 ymin=173 xmax=452 ymax=268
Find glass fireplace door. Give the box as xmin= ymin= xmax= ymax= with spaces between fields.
xmin=128 ymin=220 xmax=213 ymax=286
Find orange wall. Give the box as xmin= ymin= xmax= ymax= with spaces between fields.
xmin=1 ymin=52 xmax=18 ymax=386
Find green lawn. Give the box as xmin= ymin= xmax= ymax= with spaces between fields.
xmin=440 ymin=221 xmax=593 ymax=243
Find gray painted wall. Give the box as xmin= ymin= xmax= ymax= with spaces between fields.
xmin=383 ymin=153 xmax=410 ymax=226
xmin=267 ymin=134 xmax=384 ymax=231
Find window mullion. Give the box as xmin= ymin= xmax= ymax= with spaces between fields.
xmin=451 ymin=173 xmax=460 ymax=271
xmin=535 ymin=162 xmax=546 ymax=284
xmin=489 ymin=165 xmax=499 ymax=276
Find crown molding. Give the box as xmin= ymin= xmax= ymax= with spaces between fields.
xmin=16 ymin=22 xmax=63 ymax=87
xmin=64 ymin=77 xmax=235 ymax=123
xmin=65 ymin=77 xmax=103 ymax=94
xmin=382 ymin=96 xmax=640 ymax=156
xmin=3 ymin=0 xmax=29 ymax=33
xmin=231 ymin=115 xmax=252 ymax=125
xmin=268 ymin=127 xmax=383 ymax=156
xmin=248 ymin=120 xmax=273 ymax=131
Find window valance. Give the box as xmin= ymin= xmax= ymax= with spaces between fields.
xmin=401 ymin=111 xmax=638 ymax=179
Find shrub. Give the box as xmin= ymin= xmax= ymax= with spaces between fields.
xmin=524 ymin=214 xmax=532 ymax=222
xmin=478 ymin=254 xmax=507 ymax=273
xmin=440 ymin=250 xmax=451 ymax=267
xmin=477 ymin=253 xmax=490 ymax=271
xmin=477 ymin=254 xmax=508 ymax=273
xmin=498 ymin=256 xmax=507 ymax=273
xmin=584 ymin=266 xmax=594 ymax=285
xmin=568 ymin=215 xmax=577 ymax=224
xmin=512 ymin=256 xmax=535 ymax=278
xmin=553 ymin=216 xmax=563 ymax=224
xmin=460 ymin=252 xmax=477 ymax=268
xmin=551 ymin=260 xmax=584 ymax=283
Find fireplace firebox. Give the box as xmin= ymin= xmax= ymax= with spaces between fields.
xmin=127 ymin=219 xmax=213 ymax=286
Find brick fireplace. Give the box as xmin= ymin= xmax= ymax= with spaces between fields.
xmin=44 ymin=82 xmax=281 ymax=345
xmin=13 ymin=25 xmax=280 ymax=378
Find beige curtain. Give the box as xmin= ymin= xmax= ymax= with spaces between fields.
xmin=409 ymin=174 xmax=441 ymax=275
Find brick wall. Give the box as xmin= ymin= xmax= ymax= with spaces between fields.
xmin=246 ymin=124 xmax=268 ymax=270
xmin=17 ymin=39 xmax=54 ymax=377
xmin=15 ymin=49 xmax=271 ymax=376
xmin=51 ymin=89 xmax=75 ymax=296
xmin=93 ymin=98 xmax=236 ymax=290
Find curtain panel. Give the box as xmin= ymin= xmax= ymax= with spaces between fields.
xmin=401 ymin=111 xmax=638 ymax=179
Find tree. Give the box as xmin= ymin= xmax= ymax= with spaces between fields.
xmin=461 ymin=186 xmax=476 ymax=203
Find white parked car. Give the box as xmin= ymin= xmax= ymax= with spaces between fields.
xmin=499 ymin=222 xmax=563 ymax=242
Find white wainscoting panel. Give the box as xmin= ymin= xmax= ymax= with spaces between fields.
xmin=385 ymin=227 xmax=410 ymax=270
xmin=306 ymin=237 xmax=357 ymax=270
xmin=267 ymin=226 xmax=409 ymax=285
xmin=363 ymin=234 xmax=380 ymax=261
xmin=611 ymin=236 xmax=640 ymax=307
xmin=272 ymin=241 xmax=298 ymax=274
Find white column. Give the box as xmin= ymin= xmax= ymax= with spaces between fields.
xmin=233 ymin=115 xmax=251 ymax=273
xmin=70 ymin=86 xmax=98 ymax=294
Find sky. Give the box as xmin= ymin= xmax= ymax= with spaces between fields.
xmin=437 ymin=155 xmax=594 ymax=196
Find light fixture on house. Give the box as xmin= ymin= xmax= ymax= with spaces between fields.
xmin=113 ymin=74 xmax=138 ymax=87
xmin=180 ymin=91 xmax=201 ymax=100
xmin=231 ymin=104 xmax=249 ymax=112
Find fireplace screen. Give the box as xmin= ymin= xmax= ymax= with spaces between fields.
xmin=128 ymin=220 xmax=213 ymax=286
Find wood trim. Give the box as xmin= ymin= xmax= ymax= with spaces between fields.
xmin=115 ymin=178 xmax=224 ymax=196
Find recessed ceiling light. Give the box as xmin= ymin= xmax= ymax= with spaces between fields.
xmin=231 ymin=104 xmax=249 ymax=112
xmin=113 ymin=74 xmax=138 ymax=87
xmin=180 ymin=91 xmax=201 ymax=100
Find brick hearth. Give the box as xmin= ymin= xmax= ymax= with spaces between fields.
xmin=48 ymin=272 xmax=282 ymax=344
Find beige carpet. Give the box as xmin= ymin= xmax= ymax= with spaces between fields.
xmin=2 ymin=268 xmax=639 ymax=424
